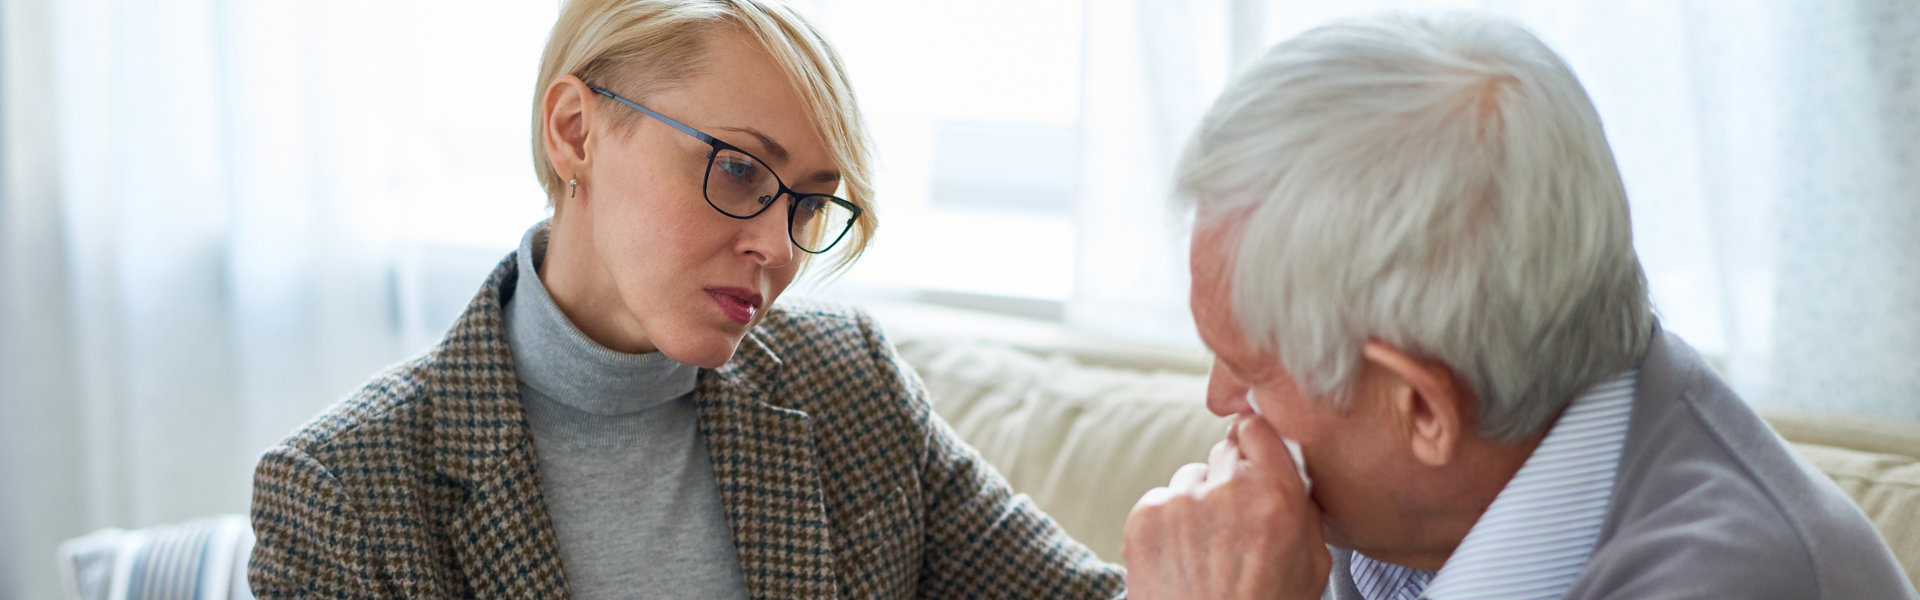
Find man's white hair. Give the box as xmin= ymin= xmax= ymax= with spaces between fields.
xmin=1177 ymin=11 xmax=1653 ymax=444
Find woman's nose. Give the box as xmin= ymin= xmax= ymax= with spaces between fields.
xmin=740 ymin=198 xmax=795 ymax=268
xmin=1205 ymin=362 xmax=1254 ymax=417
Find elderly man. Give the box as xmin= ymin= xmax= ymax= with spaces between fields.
xmin=1122 ymin=11 xmax=1918 ymax=600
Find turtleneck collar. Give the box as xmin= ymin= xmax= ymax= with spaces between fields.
xmin=503 ymin=221 xmax=699 ymax=416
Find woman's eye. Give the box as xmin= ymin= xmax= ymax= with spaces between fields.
xmin=794 ymin=196 xmax=824 ymax=219
xmin=716 ymin=156 xmax=760 ymax=182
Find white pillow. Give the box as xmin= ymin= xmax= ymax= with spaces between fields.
xmin=56 ymin=514 xmax=254 ymax=600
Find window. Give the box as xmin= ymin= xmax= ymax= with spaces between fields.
xmin=798 ymin=0 xmax=1086 ymax=310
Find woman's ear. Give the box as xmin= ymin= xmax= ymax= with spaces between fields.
xmin=543 ymin=74 xmax=594 ymax=194
xmin=1361 ymin=342 xmax=1470 ymax=467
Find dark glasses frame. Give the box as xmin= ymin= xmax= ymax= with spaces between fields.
xmin=589 ymin=85 xmax=861 ymax=254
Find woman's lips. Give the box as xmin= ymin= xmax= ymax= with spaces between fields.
xmin=705 ymin=287 xmax=762 ymax=325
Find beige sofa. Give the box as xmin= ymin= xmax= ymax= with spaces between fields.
xmin=891 ymin=330 xmax=1920 ymax=591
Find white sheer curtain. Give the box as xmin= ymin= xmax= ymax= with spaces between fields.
xmin=1068 ymin=0 xmax=1920 ymax=417
xmin=1681 ymin=0 xmax=1920 ymax=416
xmin=3 ymin=3 xmax=389 ymax=597
xmin=1067 ymin=0 xmax=1219 ymax=346
xmin=0 ymin=0 xmax=551 ymax=597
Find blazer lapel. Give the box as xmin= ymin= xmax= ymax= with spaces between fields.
xmin=694 ymin=331 xmax=840 ymax=599
xmin=428 ymin=252 xmax=572 ymax=598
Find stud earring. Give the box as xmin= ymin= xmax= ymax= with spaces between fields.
xmin=569 ymin=177 xmax=578 ymax=198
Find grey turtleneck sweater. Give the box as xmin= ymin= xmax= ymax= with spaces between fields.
xmin=502 ymin=224 xmax=749 ymax=598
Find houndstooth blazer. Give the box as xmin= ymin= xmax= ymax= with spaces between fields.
xmin=248 ymin=249 xmax=1125 ymax=598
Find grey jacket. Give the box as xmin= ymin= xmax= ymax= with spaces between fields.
xmin=1326 ymin=328 xmax=1917 ymax=599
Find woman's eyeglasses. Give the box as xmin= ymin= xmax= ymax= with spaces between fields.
xmin=589 ymin=86 xmax=861 ymax=255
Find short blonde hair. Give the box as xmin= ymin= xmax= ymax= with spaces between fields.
xmin=531 ymin=0 xmax=877 ymax=274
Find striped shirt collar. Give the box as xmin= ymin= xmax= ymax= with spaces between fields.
xmin=1349 ymin=368 xmax=1639 ymax=600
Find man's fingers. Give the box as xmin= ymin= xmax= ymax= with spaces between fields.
xmin=1233 ymin=415 xmax=1307 ymax=491
xmin=1133 ymin=486 xmax=1176 ymax=514
xmin=1208 ymin=438 xmax=1237 ymax=476
xmin=1169 ymin=462 xmax=1209 ymax=491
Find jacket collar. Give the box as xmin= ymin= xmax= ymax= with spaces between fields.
xmin=691 ymin=322 xmax=842 ymax=598
xmin=425 ymin=250 xmax=571 ymax=597
xmin=427 ymin=252 xmax=534 ymax=483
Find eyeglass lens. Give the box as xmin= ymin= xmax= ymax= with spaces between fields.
xmin=705 ymin=148 xmax=854 ymax=253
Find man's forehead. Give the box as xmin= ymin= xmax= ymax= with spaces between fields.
xmin=1187 ymin=227 xmax=1246 ymax=350
xmin=1188 ymin=224 xmax=1239 ymax=295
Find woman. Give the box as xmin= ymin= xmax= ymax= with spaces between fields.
xmin=245 ymin=1 xmax=1123 ymax=597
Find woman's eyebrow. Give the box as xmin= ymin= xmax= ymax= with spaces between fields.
xmin=716 ymin=126 xmax=788 ymax=163
xmin=716 ymin=125 xmax=840 ymax=184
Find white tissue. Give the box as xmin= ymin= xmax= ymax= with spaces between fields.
xmin=1281 ymin=437 xmax=1311 ymax=493
xmin=1249 ymin=390 xmax=1312 ymax=492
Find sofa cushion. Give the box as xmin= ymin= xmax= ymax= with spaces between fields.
xmin=896 ymin=336 xmax=1920 ymax=590
xmin=1789 ymin=443 xmax=1920 ymax=588
xmin=897 ymin=339 xmax=1222 ymax=563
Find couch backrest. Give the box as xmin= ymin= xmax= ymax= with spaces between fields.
xmin=895 ymin=337 xmax=1920 ymax=591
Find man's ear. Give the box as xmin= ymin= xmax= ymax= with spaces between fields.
xmin=543 ymin=74 xmax=595 ymax=200
xmin=1361 ymin=342 xmax=1470 ymax=467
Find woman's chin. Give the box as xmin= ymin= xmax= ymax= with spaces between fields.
xmin=656 ymin=334 xmax=744 ymax=369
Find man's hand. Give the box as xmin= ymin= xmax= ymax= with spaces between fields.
xmin=1122 ymin=415 xmax=1331 ymax=600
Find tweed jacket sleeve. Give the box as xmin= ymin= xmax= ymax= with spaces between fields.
xmin=249 ymin=445 xmax=379 ymax=596
xmin=912 ymin=389 xmax=1130 ymax=597
xmin=871 ymin=319 xmax=1126 ymax=597
xmin=741 ymin=300 xmax=1126 ymax=598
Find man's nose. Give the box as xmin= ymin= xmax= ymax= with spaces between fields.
xmin=1205 ymin=362 xmax=1253 ymax=417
